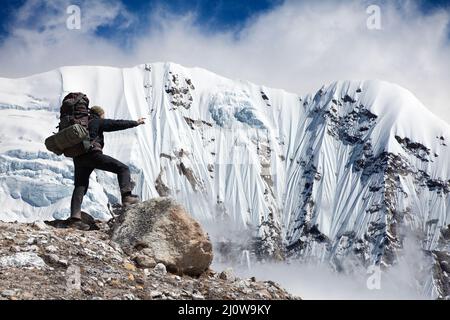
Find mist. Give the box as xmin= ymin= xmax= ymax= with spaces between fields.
xmin=206 ymin=216 xmax=435 ymax=300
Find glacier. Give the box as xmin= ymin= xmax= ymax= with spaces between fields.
xmin=0 ymin=62 xmax=448 ymax=297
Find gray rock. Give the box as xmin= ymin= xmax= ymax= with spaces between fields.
xmin=45 ymin=245 xmax=58 ymax=253
xmin=192 ymin=293 xmax=205 ymax=300
xmin=59 ymin=259 xmax=69 ymax=266
xmin=46 ymin=254 xmax=60 ymax=264
xmin=0 ymin=252 xmax=46 ymax=269
xmin=1 ymin=290 xmax=16 ymax=297
xmin=219 ymin=267 xmax=235 ymax=281
xmin=236 ymin=280 xmax=249 ymax=289
xmin=141 ymin=248 xmax=154 ymax=256
xmin=9 ymin=246 xmax=21 ymax=253
xmin=32 ymin=221 xmax=48 ymax=231
xmin=154 ymin=263 xmax=167 ymax=275
xmin=27 ymin=245 xmax=39 ymax=252
xmin=168 ymin=291 xmax=180 ymax=299
xmin=150 ymin=290 xmax=162 ymax=298
xmin=123 ymin=293 xmax=138 ymax=300
xmin=110 ymin=198 xmax=213 ymax=276
xmin=134 ymin=255 xmax=156 ymax=268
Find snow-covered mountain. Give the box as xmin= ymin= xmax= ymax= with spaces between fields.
xmin=0 ymin=63 xmax=449 ymax=297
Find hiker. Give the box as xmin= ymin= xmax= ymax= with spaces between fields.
xmin=68 ymin=106 xmax=145 ymax=230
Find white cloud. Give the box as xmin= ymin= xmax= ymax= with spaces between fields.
xmin=0 ymin=0 xmax=449 ymax=123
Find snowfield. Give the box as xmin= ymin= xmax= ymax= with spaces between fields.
xmin=0 ymin=62 xmax=449 ymax=297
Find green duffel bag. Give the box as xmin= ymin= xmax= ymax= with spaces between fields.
xmin=62 ymin=139 xmax=92 ymax=158
xmin=45 ymin=124 xmax=90 ymax=157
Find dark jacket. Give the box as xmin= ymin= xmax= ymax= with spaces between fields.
xmin=88 ymin=113 xmax=139 ymax=151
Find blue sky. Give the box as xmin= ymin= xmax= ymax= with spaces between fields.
xmin=0 ymin=0 xmax=448 ymax=43
xmin=0 ymin=0 xmax=285 ymax=42
xmin=95 ymin=0 xmax=285 ymax=46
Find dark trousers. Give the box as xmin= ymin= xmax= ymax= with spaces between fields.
xmin=70 ymin=151 xmax=132 ymax=216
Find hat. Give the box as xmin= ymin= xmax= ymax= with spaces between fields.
xmin=90 ymin=106 xmax=105 ymax=116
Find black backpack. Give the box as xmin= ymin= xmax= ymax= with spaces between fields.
xmin=59 ymin=92 xmax=90 ymax=131
xmin=44 ymin=92 xmax=92 ymax=157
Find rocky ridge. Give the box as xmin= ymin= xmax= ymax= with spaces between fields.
xmin=0 ymin=199 xmax=296 ymax=300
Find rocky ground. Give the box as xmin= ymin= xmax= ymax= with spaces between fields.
xmin=0 ymin=220 xmax=297 ymax=300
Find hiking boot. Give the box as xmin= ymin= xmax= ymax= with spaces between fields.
xmin=122 ymin=193 xmax=140 ymax=206
xmin=80 ymin=211 xmax=100 ymax=230
xmin=66 ymin=217 xmax=91 ymax=231
xmin=80 ymin=211 xmax=95 ymax=224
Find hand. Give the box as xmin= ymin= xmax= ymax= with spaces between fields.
xmin=137 ymin=117 xmax=146 ymax=125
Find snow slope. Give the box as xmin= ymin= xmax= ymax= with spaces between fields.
xmin=0 ymin=62 xmax=449 ymax=296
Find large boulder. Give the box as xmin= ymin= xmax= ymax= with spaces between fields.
xmin=110 ymin=198 xmax=213 ymax=276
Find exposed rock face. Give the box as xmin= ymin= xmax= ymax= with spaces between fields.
xmin=110 ymin=198 xmax=213 ymax=276
xmin=277 ymin=85 xmax=449 ymax=299
xmin=164 ymin=71 xmax=195 ymax=110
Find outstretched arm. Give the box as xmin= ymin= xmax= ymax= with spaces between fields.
xmin=101 ymin=119 xmax=140 ymax=132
